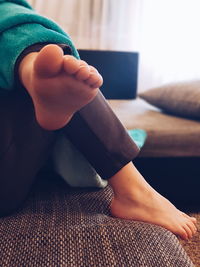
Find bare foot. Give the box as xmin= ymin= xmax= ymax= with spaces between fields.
xmin=109 ymin=162 xmax=198 ymax=241
xmin=19 ymin=44 xmax=103 ymax=130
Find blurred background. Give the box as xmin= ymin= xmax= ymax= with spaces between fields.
xmin=28 ymin=0 xmax=200 ymax=91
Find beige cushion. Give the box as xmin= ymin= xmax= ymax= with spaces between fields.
xmin=108 ymin=98 xmax=200 ymax=157
xmin=138 ymin=80 xmax=200 ymax=119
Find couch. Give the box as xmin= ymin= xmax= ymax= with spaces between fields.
xmin=0 ymin=50 xmax=198 ymax=266
xmin=0 ymin=172 xmax=195 ymax=267
xmin=0 ymin=96 xmax=197 ymax=267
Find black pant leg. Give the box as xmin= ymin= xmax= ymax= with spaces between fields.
xmin=0 ymin=90 xmax=57 ymax=217
xmin=62 ymin=92 xmax=139 ymax=180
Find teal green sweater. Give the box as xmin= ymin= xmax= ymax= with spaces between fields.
xmin=0 ymin=0 xmax=79 ymax=90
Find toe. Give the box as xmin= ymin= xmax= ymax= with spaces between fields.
xmin=63 ymin=55 xmax=80 ymax=74
xmin=90 ymin=75 xmax=103 ymax=88
xmin=34 ymin=44 xmax=64 ymax=77
xmin=88 ymin=66 xmax=103 ymax=88
xmin=183 ymin=224 xmax=193 ymax=240
xmin=79 ymin=60 xmax=88 ymax=67
xmin=178 ymin=227 xmax=189 ymax=241
xmin=89 ymin=65 xmax=99 ymax=73
xmin=186 ymin=220 xmax=197 ymax=235
xmin=190 ymin=217 xmax=197 ymax=224
xmin=86 ymin=72 xmax=103 ymax=88
xmin=181 ymin=213 xmax=197 ymax=235
xmin=182 ymin=212 xmax=197 ymax=223
xmin=75 ymin=65 xmax=90 ymax=81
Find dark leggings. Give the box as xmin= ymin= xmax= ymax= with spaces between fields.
xmin=0 ymin=87 xmax=139 ymax=218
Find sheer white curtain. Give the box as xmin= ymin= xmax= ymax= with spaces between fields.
xmin=28 ymin=0 xmax=141 ymax=51
xmin=28 ymin=0 xmax=200 ymax=91
xmin=139 ymin=0 xmax=200 ymax=91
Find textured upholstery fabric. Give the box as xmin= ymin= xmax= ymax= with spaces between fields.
xmin=109 ymin=98 xmax=200 ymax=157
xmin=0 ymin=177 xmax=194 ymax=267
xmin=139 ymin=80 xmax=200 ymax=119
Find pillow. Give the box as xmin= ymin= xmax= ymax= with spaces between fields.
xmin=138 ymin=80 xmax=200 ymax=119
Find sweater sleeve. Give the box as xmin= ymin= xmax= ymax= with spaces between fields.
xmin=0 ymin=0 xmax=79 ymax=90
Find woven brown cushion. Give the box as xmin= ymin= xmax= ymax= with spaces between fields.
xmin=0 ymin=176 xmax=194 ymax=267
xmin=139 ymin=80 xmax=200 ymax=119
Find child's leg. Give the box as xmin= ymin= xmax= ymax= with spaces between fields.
xmin=63 ymin=88 xmax=197 ymax=241
xmin=108 ymin=162 xmax=197 ymax=240
xmin=18 ymin=44 xmax=197 ymax=240
xmin=0 ymin=90 xmax=57 ymax=217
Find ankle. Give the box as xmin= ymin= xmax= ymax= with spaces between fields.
xmin=108 ymin=162 xmax=150 ymax=198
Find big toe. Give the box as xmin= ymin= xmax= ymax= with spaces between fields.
xmin=34 ymin=44 xmax=64 ymax=77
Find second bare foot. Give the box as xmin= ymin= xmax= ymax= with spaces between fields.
xmin=109 ymin=163 xmax=198 ymax=241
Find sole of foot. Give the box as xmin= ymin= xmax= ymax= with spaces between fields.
xmin=20 ymin=44 xmax=103 ymax=130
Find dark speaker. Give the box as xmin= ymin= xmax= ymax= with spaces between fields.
xmin=78 ymin=50 xmax=139 ymax=99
